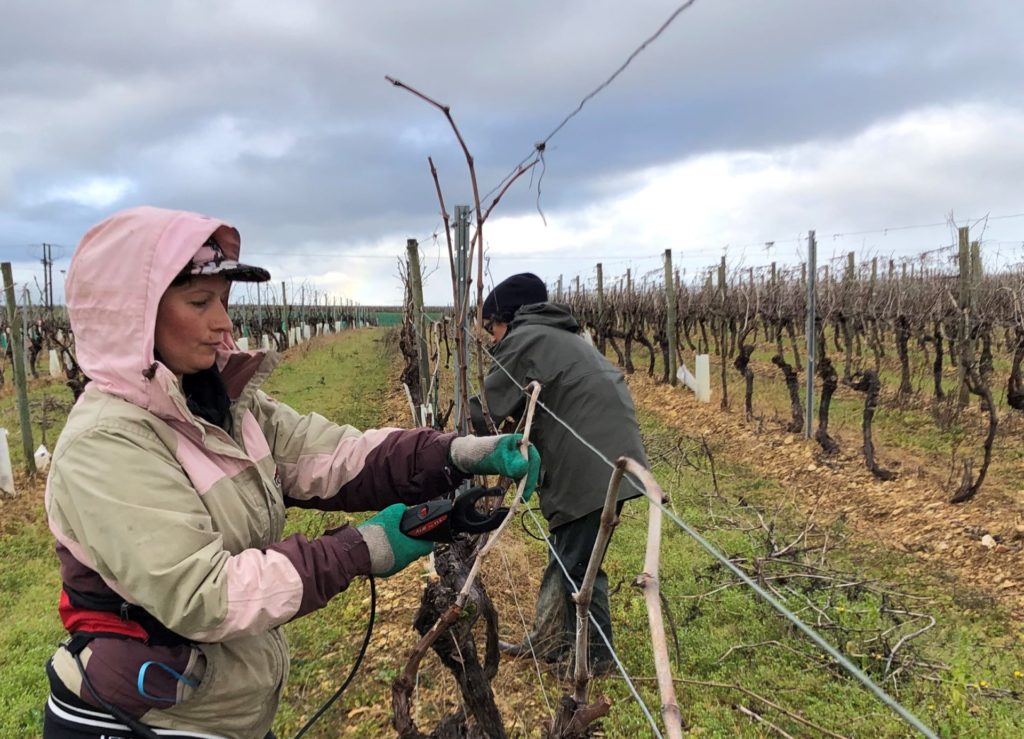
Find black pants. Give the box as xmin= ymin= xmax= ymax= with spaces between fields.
xmin=542 ymin=506 xmax=618 ymax=660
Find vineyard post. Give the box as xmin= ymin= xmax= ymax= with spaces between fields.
xmin=805 ymin=231 xmax=817 ymax=439
xmin=557 ymin=274 xmax=563 ymax=301
xmin=406 ymin=238 xmax=431 ymax=408
xmin=574 ymin=274 xmax=580 ymax=297
xmin=664 ymin=249 xmax=678 ymax=385
xmin=2 ymin=263 xmax=36 ymax=475
xmin=957 ymin=226 xmax=971 ymax=407
xmin=718 ymin=255 xmax=728 ymax=409
xmin=281 ymin=281 xmax=289 ymax=348
xmin=22 ymin=286 xmax=33 ymax=373
xmin=256 ymin=281 xmax=262 ymax=335
xmin=453 ymin=204 xmax=471 ymax=434
xmin=596 ymin=262 xmax=606 ymax=353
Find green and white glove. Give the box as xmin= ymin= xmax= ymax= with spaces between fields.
xmin=449 ymin=434 xmax=541 ymax=501
xmin=357 ymin=504 xmax=434 ymax=577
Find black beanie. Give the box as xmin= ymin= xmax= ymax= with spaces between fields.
xmin=482 ymin=273 xmax=548 ymax=322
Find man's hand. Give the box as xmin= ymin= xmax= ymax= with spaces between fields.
xmin=449 ymin=434 xmax=541 ymax=501
xmin=357 ymin=504 xmax=434 ymax=577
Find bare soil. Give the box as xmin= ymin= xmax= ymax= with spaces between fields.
xmin=623 ymin=371 xmax=1024 ymax=619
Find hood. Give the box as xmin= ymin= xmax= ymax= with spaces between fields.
xmin=508 ymin=302 xmax=579 ymax=334
xmin=66 ymin=206 xmax=250 ymax=418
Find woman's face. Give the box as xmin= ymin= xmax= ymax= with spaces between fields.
xmin=155 ymin=275 xmax=233 ymax=376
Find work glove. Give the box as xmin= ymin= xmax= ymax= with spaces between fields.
xmin=357 ymin=504 xmax=434 ymax=577
xmin=449 ymin=434 xmax=541 ymax=501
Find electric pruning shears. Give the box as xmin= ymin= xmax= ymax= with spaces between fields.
xmin=400 ymin=485 xmax=509 ymax=542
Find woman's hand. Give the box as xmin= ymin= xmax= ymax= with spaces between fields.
xmin=448 ymin=434 xmax=541 ymax=501
xmin=357 ymin=504 xmax=434 ymax=577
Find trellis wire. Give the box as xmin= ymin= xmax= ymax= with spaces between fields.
xmin=523 ymin=507 xmax=665 ymax=738
xmin=480 ymin=340 xmax=939 ymax=739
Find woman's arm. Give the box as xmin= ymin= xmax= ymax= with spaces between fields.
xmin=250 ymin=390 xmax=468 ymax=511
xmin=47 ymin=424 xmax=374 ymax=642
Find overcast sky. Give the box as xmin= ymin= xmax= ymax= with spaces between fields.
xmin=2 ymin=0 xmax=1022 ymax=306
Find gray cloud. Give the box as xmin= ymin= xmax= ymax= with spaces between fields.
xmin=1 ymin=0 xmax=1022 ymax=303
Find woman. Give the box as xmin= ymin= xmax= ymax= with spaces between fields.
xmin=43 ymin=206 xmax=539 ymax=738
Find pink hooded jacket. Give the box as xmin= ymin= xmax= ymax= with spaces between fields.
xmin=45 ymin=207 xmax=462 ymax=737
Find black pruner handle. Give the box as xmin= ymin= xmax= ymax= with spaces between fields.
xmin=400 ymin=498 xmax=455 ymax=542
xmin=451 ymin=485 xmax=509 ymax=535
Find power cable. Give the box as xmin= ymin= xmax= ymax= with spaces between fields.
xmin=293 ymin=575 xmax=377 ymax=738
xmin=477 ymin=337 xmax=939 ymax=739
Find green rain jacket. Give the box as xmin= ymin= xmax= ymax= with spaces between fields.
xmin=470 ymin=303 xmax=646 ymax=529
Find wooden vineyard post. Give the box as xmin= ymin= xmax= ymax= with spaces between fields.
xmin=842 ymin=252 xmax=855 ymax=381
xmin=805 ymin=231 xmax=817 ymax=439
xmin=957 ymin=226 xmax=971 ymax=407
xmin=281 ymin=280 xmax=290 ymax=348
xmin=453 ymin=205 xmax=471 ymax=434
xmin=718 ymin=256 xmax=728 ymax=409
xmin=596 ymin=263 xmax=606 ymax=354
xmin=2 ymin=263 xmax=36 ymax=475
xmin=406 ymin=238 xmax=431 ymax=409
xmin=664 ymin=249 xmax=678 ymax=385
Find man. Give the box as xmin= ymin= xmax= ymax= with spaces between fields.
xmin=470 ymin=273 xmax=647 ymax=673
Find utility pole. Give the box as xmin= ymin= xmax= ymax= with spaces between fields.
xmin=2 ymin=264 xmax=36 ymax=475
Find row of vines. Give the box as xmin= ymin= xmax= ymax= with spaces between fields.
xmin=555 ymin=241 xmax=1023 ymax=503
xmin=0 ymin=281 xmax=376 ymax=402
